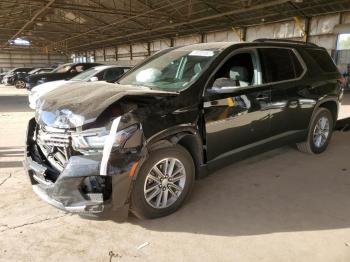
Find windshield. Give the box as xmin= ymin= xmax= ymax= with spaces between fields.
xmin=52 ymin=64 xmax=72 ymax=73
xmin=37 ymin=69 xmax=53 ymax=74
xmin=6 ymin=68 xmax=16 ymax=74
xmin=28 ymin=69 xmax=39 ymax=74
xmin=71 ymin=68 xmax=98 ymax=81
xmin=118 ymin=48 xmax=220 ymax=91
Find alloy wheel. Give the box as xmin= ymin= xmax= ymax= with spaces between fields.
xmin=313 ymin=116 xmax=330 ymax=148
xmin=16 ymin=80 xmax=25 ymax=89
xmin=144 ymin=158 xmax=186 ymax=209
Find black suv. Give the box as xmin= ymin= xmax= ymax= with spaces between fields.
xmin=24 ymin=40 xmax=343 ymax=219
xmin=25 ymin=62 xmax=101 ymax=90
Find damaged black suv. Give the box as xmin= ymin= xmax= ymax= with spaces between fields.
xmin=24 ymin=40 xmax=343 ymax=219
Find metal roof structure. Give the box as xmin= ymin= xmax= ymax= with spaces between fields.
xmin=1 ymin=0 xmax=350 ymax=53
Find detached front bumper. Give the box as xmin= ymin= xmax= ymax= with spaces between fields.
xmin=24 ymin=118 xmax=138 ymax=216
xmin=24 ymin=154 xmax=109 ymax=214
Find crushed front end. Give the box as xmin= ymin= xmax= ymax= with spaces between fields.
xmin=23 ymin=117 xmax=143 ymax=216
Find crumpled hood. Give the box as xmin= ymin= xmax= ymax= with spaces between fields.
xmin=36 ymin=81 xmax=177 ymax=128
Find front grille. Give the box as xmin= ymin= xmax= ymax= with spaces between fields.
xmin=36 ymin=125 xmax=71 ymax=172
xmin=37 ymin=126 xmax=70 ymax=147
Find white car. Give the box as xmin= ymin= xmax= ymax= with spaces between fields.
xmin=29 ymin=80 xmax=70 ymax=109
xmin=28 ymin=65 xmax=131 ymax=109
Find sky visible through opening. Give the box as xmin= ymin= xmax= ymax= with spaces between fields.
xmin=9 ymin=38 xmax=30 ymax=46
xmin=338 ymin=34 xmax=350 ymax=50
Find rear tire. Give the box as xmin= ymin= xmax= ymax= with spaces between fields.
xmin=130 ymin=144 xmax=195 ymax=219
xmin=297 ymin=108 xmax=334 ymax=154
xmin=15 ymin=79 xmax=26 ymax=89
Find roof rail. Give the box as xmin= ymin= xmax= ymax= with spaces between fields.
xmin=253 ymin=38 xmax=318 ymax=47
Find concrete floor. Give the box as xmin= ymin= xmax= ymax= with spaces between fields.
xmin=1 ymin=86 xmax=350 ymax=262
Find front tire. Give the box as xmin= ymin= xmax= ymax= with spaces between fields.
xmin=297 ymin=107 xmax=334 ymax=154
xmin=15 ymin=79 xmax=26 ymax=89
xmin=131 ymin=145 xmax=195 ymax=219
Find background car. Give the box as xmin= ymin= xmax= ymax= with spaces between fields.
xmin=0 ymin=72 xmax=7 ymax=83
xmin=2 ymin=67 xmax=34 ymax=86
xmin=28 ymin=65 xmax=131 ymax=109
xmin=25 ymin=62 xmax=101 ymax=90
xmin=28 ymin=68 xmax=54 ymax=75
xmin=14 ymin=68 xmax=54 ymax=89
xmin=343 ymin=64 xmax=350 ymax=90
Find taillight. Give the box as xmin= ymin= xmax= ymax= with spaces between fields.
xmin=337 ymin=75 xmax=346 ymax=84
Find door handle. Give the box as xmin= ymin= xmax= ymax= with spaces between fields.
xmin=289 ymin=100 xmax=299 ymax=108
xmin=256 ymin=95 xmax=269 ymax=101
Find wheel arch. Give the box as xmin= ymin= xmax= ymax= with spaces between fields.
xmin=145 ymin=126 xmax=205 ymax=179
xmin=175 ymin=133 xmax=204 ymax=179
xmin=313 ymin=98 xmax=339 ymax=128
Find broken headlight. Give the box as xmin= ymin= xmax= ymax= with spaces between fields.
xmin=72 ymin=124 xmax=138 ymax=152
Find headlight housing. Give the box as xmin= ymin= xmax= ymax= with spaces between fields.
xmin=72 ymin=124 xmax=138 ymax=153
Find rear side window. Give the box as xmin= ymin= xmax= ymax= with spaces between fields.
xmin=259 ymin=48 xmax=304 ymax=83
xmin=305 ymin=48 xmax=337 ymax=73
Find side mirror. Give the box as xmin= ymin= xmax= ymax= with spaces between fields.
xmin=89 ymin=76 xmax=99 ymax=82
xmin=207 ymin=78 xmax=240 ymax=94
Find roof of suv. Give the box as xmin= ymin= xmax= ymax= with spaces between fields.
xmin=173 ymin=40 xmax=322 ymax=53
xmin=252 ymin=38 xmax=318 ymax=47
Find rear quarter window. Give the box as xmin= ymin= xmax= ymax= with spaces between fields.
xmin=305 ymin=48 xmax=337 ymax=73
xmin=258 ymin=48 xmax=304 ymax=83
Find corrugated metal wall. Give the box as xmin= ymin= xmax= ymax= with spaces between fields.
xmin=75 ymin=11 xmax=350 ymax=65
xmin=0 ymin=49 xmax=67 ymax=73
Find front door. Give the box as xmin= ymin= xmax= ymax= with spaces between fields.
xmin=203 ymin=49 xmax=271 ymax=161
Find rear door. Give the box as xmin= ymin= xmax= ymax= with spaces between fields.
xmin=203 ymin=48 xmax=271 ymax=161
xmin=258 ymin=47 xmax=308 ymax=136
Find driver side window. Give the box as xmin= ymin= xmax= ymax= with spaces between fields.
xmin=209 ymin=51 xmax=259 ymax=90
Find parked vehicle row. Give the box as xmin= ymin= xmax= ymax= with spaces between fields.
xmin=28 ymin=65 xmax=131 ymax=109
xmin=25 ymin=62 xmax=101 ymax=90
xmin=0 ymin=67 xmax=54 ymax=88
xmin=0 ymin=63 xmax=106 ymax=89
xmin=14 ymin=68 xmax=53 ymax=89
xmin=23 ymin=40 xmax=343 ymax=219
xmin=2 ymin=67 xmax=34 ymax=86
xmin=0 ymin=72 xmax=7 ymax=83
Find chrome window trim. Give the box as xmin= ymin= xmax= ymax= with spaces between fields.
xmin=203 ymin=45 xmax=308 ymax=97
